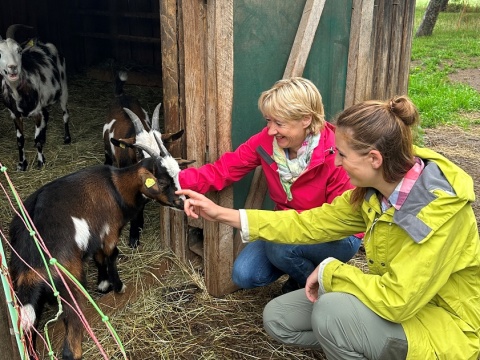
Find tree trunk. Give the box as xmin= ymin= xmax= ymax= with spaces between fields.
xmin=440 ymin=0 xmax=449 ymax=12
xmin=415 ymin=0 xmax=448 ymax=37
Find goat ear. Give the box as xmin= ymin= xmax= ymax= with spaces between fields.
xmin=140 ymin=171 xmax=180 ymax=206
xmin=139 ymin=173 xmax=165 ymax=198
xmin=162 ymin=129 xmax=185 ymax=143
xmin=175 ymin=158 xmax=196 ymax=169
xmin=111 ymin=137 xmax=135 ymax=148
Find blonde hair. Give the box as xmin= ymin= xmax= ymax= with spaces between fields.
xmin=335 ymin=95 xmax=420 ymax=207
xmin=258 ymin=77 xmax=325 ymax=135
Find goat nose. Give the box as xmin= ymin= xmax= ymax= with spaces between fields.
xmin=174 ymin=198 xmax=184 ymax=209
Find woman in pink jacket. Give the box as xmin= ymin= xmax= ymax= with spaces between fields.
xmin=179 ymin=77 xmax=362 ymax=293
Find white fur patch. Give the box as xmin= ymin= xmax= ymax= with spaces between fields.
xmin=162 ymin=156 xmax=180 ymax=179
xmin=161 ymin=156 xmax=185 ymax=200
xmin=34 ymin=118 xmax=47 ymax=139
xmin=97 ymin=280 xmax=110 ymax=292
xmin=99 ymin=223 xmax=110 ymax=240
xmin=104 ymin=119 xmax=116 ymax=156
xmin=135 ymin=129 xmax=163 ymax=158
xmin=72 ymin=217 xmax=90 ymax=251
xmin=20 ymin=304 xmax=36 ymax=330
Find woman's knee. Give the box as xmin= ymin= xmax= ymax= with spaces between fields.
xmin=265 ymin=242 xmax=298 ymax=265
xmin=232 ymin=260 xmax=255 ymax=288
xmin=311 ymin=293 xmax=357 ymax=341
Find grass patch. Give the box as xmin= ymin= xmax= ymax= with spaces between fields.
xmin=409 ymin=2 xmax=480 ymax=128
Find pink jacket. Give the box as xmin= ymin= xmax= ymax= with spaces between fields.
xmin=179 ymin=122 xmax=354 ymax=211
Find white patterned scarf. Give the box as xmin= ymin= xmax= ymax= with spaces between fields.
xmin=273 ymin=133 xmax=320 ymax=201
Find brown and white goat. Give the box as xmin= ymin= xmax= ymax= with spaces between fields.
xmin=103 ymin=71 xmax=187 ymax=248
xmin=0 ymin=24 xmax=71 ymax=171
xmin=9 ymin=139 xmax=186 ymax=360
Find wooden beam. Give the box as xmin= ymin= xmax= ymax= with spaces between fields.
xmin=284 ymin=0 xmax=327 ymax=78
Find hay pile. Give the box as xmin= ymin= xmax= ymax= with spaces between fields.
xmin=1 ymin=73 xmax=356 ymax=359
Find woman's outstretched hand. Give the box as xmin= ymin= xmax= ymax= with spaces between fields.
xmin=176 ymin=189 xmax=242 ymax=229
xmin=176 ymin=189 xmax=221 ymax=221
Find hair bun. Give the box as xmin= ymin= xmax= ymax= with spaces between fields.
xmin=389 ymin=96 xmax=419 ymax=127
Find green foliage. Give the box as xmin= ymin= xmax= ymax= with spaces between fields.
xmin=409 ymin=4 xmax=480 ymax=129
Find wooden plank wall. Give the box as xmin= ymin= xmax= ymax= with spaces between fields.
xmin=159 ymin=0 xmax=236 ymax=297
xmin=160 ymin=0 xmax=416 ymax=297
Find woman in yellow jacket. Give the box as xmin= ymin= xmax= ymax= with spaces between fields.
xmin=178 ymin=95 xmax=480 ymax=359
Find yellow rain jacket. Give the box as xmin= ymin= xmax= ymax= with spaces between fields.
xmin=242 ymin=146 xmax=480 ymax=359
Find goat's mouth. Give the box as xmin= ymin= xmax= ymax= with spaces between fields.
xmin=156 ymin=197 xmax=184 ymax=210
xmin=168 ymin=199 xmax=183 ymax=210
xmin=7 ymin=73 xmax=19 ymax=82
xmin=172 ymin=198 xmax=185 ymax=210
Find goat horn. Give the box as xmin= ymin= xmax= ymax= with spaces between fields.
xmin=153 ymin=132 xmax=170 ymax=158
xmin=6 ymin=24 xmax=34 ymax=40
xmin=152 ymin=103 xmax=162 ymax=131
xmin=123 ymin=108 xmax=145 ymax=135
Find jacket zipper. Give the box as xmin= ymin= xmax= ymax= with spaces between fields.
xmin=366 ymin=217 xmax=379 ymax=244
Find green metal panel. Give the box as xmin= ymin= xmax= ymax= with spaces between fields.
xmin=232 ymin=0 xmax=353 ymax=209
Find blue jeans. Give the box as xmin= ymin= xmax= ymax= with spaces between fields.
xmin=232 ymin=235 xmax=362 ymax=289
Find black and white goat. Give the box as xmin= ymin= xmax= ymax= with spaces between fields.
xmin=103 ymin=71 xmax=188 ymax=248
xmin=0 ymin=24 xmax=71 ymax=171
xmin=9 ymin=135 xmax=187 ymax=360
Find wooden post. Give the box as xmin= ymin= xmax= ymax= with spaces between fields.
xmin=345 ymin=0 xmax=415 ymax=104
xmin=345 ymin=0 xmax=375 ymax=107
xmin=202 ymin=0 xmax=236 ymax=296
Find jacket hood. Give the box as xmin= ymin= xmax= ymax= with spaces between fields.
xmin=387 ymin=146 xmax=475 ymax=244
xmin=414 ymin=145 xmax=475 ymax=203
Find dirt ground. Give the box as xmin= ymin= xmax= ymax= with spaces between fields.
xmin=425 ymin=68 xmax=480 ymax=223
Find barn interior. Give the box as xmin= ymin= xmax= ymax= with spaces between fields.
xmin=0 ymin=0 xmax=163 ymax=85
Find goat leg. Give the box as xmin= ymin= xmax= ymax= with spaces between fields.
xmin=13 ymin=115 xmax=28 ymax=170
xmin=33 ymin=111 xmax=48 ymax=169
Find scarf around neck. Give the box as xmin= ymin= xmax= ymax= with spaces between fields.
xmin=273 ymin=133 xmax=320 ymax=201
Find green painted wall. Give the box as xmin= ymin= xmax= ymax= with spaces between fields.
xmin=232 ymin=0 xmax=353 ymax=209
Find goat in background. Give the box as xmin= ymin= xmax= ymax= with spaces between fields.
xmin=103 ymin=71 xmax=189 ymax=248
xmin=0 ymin=24 xmax=71 ymax=171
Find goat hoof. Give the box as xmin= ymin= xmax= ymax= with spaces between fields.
xmin=97 ymin=280 xmax=112 ymax=293
xmin=117 ymin=284 xmax=127 ymax=294
xmin=64 ymin=136 xmax=71 ymax=144
xmin=36 ymin=160 xmax=45 ymax=169
xmin=129 ymin=238 xmax=140 ymax=248
xmin=17 ymin=161 xmax=28 ymax=171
